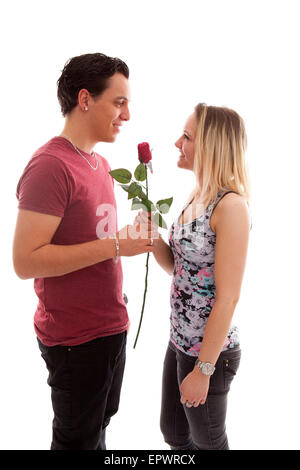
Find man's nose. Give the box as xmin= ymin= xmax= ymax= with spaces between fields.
xmin=121 ymin=105 xmax=130 ymax=121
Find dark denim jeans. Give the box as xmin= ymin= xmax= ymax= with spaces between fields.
xmin=37 ymin=331 xmax=127 ymax=450
xmin=160 ymin=341 xmax=241 ymax=450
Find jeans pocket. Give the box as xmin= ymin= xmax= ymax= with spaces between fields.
xmin=223 ymin=351 xmax=241 ymax=390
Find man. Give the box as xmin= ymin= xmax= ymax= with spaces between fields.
xmin=13 ymin=53 xmax=154 ymax=450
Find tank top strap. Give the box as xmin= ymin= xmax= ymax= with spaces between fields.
xmin=207 ymin=190 xmax=239 ymax=218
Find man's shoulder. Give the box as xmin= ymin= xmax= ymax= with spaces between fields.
xmin=32 ymin=137 xmax=69 ymax=161
xmin=33 ymin=138 xmax=109 ymax=168
xmin=26 ymin=137 xmax=76 ymax=178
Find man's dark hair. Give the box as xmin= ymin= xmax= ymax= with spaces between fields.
xmin=57 ymin=53 xmax=129 ymax=116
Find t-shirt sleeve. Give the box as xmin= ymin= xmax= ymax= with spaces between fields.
xmin=16 ymin=154 xmax=71 ymax=218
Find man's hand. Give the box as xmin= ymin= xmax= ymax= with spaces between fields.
xmin=117 ymin=224 xmax=157 ymax=257
xmin=180 ymin=368 xmax=210 ymax=408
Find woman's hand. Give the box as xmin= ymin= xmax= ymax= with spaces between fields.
xmin=134 ymin=211 xmax=160 ymax=239
xmin=134 ymin=211 xmax=174 ymax=274
xmin=179 ymin=368 xmax=210 ymax=408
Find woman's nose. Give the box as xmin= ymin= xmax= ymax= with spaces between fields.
xmin=175 ymin=137 xmax=182 ymax=149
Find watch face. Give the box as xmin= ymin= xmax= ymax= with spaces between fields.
xmin=201 ymin=362 xmax=215 ymax=375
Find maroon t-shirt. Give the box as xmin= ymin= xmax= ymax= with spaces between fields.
xmin=16 ymin=137 xmax=129 ymax=346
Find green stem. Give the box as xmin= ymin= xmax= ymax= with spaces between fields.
xmin=133 ymin=164 xmax=149 ymax=349
xmin=133 ymin=252 xmax=149 ymax=348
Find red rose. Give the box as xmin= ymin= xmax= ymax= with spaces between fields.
xmin=138 ymin=142 xmax=152 ymax=164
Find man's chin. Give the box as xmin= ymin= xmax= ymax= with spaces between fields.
xmin=101 ymin=135 xmax=117 ymax=143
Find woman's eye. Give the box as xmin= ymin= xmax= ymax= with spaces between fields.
xmin=184 ymin=133 xmax=190 ymax=140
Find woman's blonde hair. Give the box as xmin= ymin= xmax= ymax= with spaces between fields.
xmin=192 ymin=103 xmax=250 ymax=207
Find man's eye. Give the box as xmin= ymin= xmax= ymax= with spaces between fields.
xmin=116 ymin=101 xmax=124 ymax=107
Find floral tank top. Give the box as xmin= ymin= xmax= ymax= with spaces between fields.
xmin=169 ymin=191 xmax=240 ymax=357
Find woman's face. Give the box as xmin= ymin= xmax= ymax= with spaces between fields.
xmin=175 ymin=112 xmax=197 ymax=171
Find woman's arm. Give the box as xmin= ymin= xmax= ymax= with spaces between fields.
xmin=180 ymin=193 xmax=251 ymax=406
xmin=152 ymin=234 xmax=174 ymax=275
xmin=134 ymin=211 xmax=174 ymax=275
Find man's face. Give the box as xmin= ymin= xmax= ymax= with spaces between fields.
xmin=88 ymin=72 xmax=130 ymax=143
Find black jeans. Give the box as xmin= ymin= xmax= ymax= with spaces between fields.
xmin=160 ymin=341 xmax=241 ymax=450
xmin=37 ymin=331 xmax=127 ymax=450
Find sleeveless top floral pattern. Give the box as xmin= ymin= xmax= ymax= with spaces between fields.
xmin=169 ymin=191 xmax=240 ymax=357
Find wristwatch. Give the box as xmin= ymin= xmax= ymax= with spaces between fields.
xmin=195 ymin=359 xmax=215 ymax=376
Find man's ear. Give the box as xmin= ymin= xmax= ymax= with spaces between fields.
xmin=77 ymin=89 xmax=90 ymax=112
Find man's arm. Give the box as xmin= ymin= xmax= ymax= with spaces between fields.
xmin=13 ymin=209 xmax=154 ymax=279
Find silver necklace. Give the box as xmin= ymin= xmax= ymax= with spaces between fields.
xmin=60 ymin=134 xmax=98 ymax=171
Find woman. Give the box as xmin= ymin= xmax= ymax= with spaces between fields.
xmin=137 ymin=103 xmax=251 ymax=450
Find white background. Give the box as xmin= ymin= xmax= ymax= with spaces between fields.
xmin=1 ymin=0 xmax=300 ymax=450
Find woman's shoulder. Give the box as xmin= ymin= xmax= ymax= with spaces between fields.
xmin=218 ymin=191 xmax=248 ymax=208
xmin=210 ymin=192 xmax=250 ymax=232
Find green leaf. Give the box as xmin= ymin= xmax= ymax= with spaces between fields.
xmin=153 ymin=211 xmax=168 ymax=229
xmin=131 ymin=197 xmax=155 ymax=212
xmin=156 ymin=197 xmax=173 ymax=214
xmin=109 ymin=168 xmax=132 ymax=184
xmin=127 ymin=182 xmax=143 ymax=200
xmin=134 ymin=163 xmax=147 ymax=181
xmin=131 ymin=198 xmax=147 ymax=211
xmin=146 ymin=199 xmax=155 ymax=212
xmin=131 ymin=198 xmax=153 ymax=212
xmin=120 ymin=184 xmax=130 ymax=193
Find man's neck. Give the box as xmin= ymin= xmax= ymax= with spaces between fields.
xmin=60 ymin=117 xmax=96 ymax=154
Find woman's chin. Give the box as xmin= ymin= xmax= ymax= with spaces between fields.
xmin=177 ymin=159 xmax=190 ymax=170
